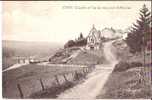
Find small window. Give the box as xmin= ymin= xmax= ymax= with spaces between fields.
xmin=91 ymin=38 xmax=94 ymax=43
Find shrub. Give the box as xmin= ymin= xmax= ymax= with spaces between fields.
xmin=113 ymin=61 xmax=143 ymax=72
xmin=75 ymin=38 xmax=87 ymax=47
xmin=74 ymin=71 xmax=85 ymax=80
xmin=114 ymin=62 xmax=130 ymax=72
xmin=64 ymin=40 xmax=76 ymax=48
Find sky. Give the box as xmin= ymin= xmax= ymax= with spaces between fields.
xmin=2 ymin=1 xmax=151 ymax=44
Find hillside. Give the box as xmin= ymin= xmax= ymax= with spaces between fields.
xmin=67 ymin=49 xmax=106 ymax=65
xmin=49 ymin=46 xmax=106 ymax=66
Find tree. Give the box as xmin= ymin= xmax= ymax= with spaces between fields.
xmin=64 ymin=32 xmax=87 ymax=48
xmin=125 ymin=4 xmax=151 ymax=53
xmin=78 ymin=32 xmax=84 ymax=40
xmin=75 ymin=38 xmax=87 ymax=46
xmin=80 ymin=33 xmax=84 ymax=39
xmin=64 ymin=40 xmax=75 ymax=48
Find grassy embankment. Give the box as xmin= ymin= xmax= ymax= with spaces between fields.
xmin=3 ymin=46 xmax=105 ymax=98
xmin=30 ymin=47 xmax=106 ymax=98
xmin=29 ymin=46 xmax=105 ymax=98
xmin=97 ymin=40 xmax=152 ymax=99
xmin=3 ymin=64 xmax=85 ymax=98
xmin=50 ymin=46 xmax=106 ymax=65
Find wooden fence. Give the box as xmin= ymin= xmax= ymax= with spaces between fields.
xmin=15 ymin=66 xmax=95 ymax=98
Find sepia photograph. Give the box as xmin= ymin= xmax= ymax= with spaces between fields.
xmin=1 ymin=1 xmax=152 ymax=99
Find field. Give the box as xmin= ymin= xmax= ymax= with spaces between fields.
xmin=3 ymin=64 xmax=85 ymax=98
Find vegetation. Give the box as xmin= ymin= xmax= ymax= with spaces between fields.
xmin=30 ymin=81 xmax=75 ymax=98
xmin=67 ymin=49 xmax=105 ymax=65
xmin=125 ymin=4 xmax=151 ymax=53
xmin=97 ymin=67 xmax=152 ymax=99
xmin=99 ymin=9 xmax=152 ymax=98
xmin=29 ymin=69 xmax=88 ymax=99
xmin=3 ymin=64 xmax=84 ymax=98
xmin=64 ymin=33 xmax=87 ymax=48
xmin=113 ymin=61 xmax=143 ymax=72
xmin=49 ymin=47 xmax=80 ymax=64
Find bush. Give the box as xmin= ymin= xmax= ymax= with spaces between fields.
xmin=114 ymin=62 xmax=130 ymax=72
xmin=64 ymin=40 xmax=76 ymax=48
xmin=74 ymin=71 xmax=85 ymax=80
xmin=113 ymin=61 xmax=143 ymax=72
xmin=75 ymin=38 xmax=87 ymax=46
xmin=130 ymin=62 xmax=143 ymax=68
xmin=64 ymin=38 xmax=87 ymax=48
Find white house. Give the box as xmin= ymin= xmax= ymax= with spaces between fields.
xmin=86 ymin=25 xmax=102 ymax=50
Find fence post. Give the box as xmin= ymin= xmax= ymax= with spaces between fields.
xmin=86 ymin=68 xmax=88 ymax=73
xmin=40 ymin=78 xmax=45 ymax=91
xmin=88 ymin=68 xmax=90 ymax=72
xmin=84 ymin=68 xmax=86 ymax=73
xmin=63 ymin=74 xmax=68 ymax=82
xmin=17 ymin=58 xmax=19 ymax=63
xmin=83 ymin=68 xmax=86 ymax=74
xmin=75 ymin=71 xmax=79 ymax=80
xmin=17 ymin=83 xmax=24 ymax=98
xmin=55 ymin=75 xmax=60 ymax=86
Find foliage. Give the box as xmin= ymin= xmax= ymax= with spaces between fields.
xmin=125 ymin=4 xmax=151 ymax=53
xmin=64 ymin=33 xmax=87 ymax=48
xmin=97 ymin=67 xmax=152 ymax=99
xmin=78 ymin=32 xmax=84 ymax=40
xmin=113 ymin=61 xmax=143 ymax=72
xmin=75 ymin=38 xmax=87 ymax=46
xmin=64 ymin=40 xmax=76 ymax=48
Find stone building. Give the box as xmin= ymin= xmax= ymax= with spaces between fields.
xmin=86 ymin=25 xmax=102 ymax=50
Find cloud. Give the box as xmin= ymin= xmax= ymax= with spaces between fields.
xmin=3 ymin=1 xmax=151 ymax=43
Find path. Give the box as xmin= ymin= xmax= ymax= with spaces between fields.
xmin=58 ymin=40 xmax=118 ymax=99
xmin=2 ymin=63 xmax=28 ymax=72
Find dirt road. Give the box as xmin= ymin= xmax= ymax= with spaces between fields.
xmin=58 ymin=40 xmax=118 ymax=99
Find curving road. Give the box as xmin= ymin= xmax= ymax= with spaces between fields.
xmin=58 ymin=40 xmax=118 ymax=99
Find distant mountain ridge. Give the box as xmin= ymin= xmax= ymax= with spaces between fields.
xmin=2 ymin=40 xmax=62 ymax=58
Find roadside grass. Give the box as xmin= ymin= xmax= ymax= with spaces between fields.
xmin=29 ymin=72 xmax=87 ymax=98
xmin=3 ymin=64 xmax=84 ymax=98
xmin=30 ymin=81 xmax=75 ymax=98
xmin=97 ymin=66 xmax=152 ymax=99
xmin=3 ymin=64 xmax=83 ymax=82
